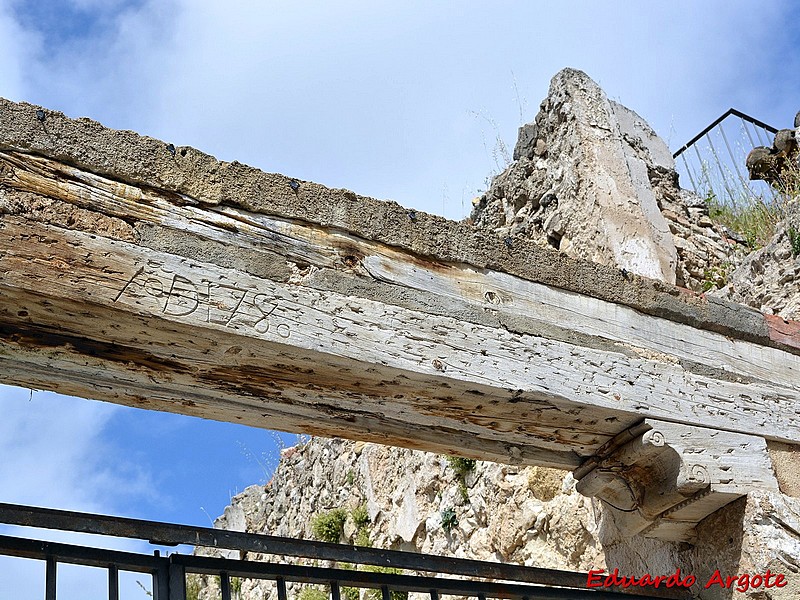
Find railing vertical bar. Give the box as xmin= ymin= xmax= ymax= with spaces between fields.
xmin=682 ymin=147 xmax=706 ymax=196
xmin=381 ymin=584 xmax=391 ymax=600
xmin=153 ymin=551 xmax=170 ymax=600
xmin=429 ymin=590 xmax=439 ymax=600
xmin=221 ymin=571 xmax=232 ymax=600
xmin=754 ymin=121 xmax=770 ymax=147
xmin=692 ymin=142 xmax=715 ymax=198
xmin=45 ymin=556 xmax=57 ymax=600
xmin=331 ymin=580 xmax=341 ymax=600
xmin=679 ymin=151 xmax=699 ymax=194
xmin=169 ymin=561 xmax=187 ymax=600
xmin=704 ymin=132 xmax=737 ymax=204
xmin=718 ymin=122 xmax=750 ymax=193
xmin=277 ymin=577 xmax=288 ymax=600
xmin=108 ymin=564 xmax=120 ymax=600
xmin=741 ymin=116 xmax=758 ymax=149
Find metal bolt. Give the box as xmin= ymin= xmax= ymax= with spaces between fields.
xmin=504 ymin=236 xmax=513 ymax=248
xmin=35 ymin=110 xmax=45 ymax=122
xmin=289 ymin=179 xmax=300 ymax=191
xmin=407 ymin=210 xmax=417 ymax=221
xmin=166 ymin=143 xmax=176 ymax=156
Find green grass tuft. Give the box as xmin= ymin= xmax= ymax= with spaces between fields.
xmin=311 ymin=508 xmax=348 ymax=543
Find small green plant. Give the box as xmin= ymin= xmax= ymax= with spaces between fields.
xmin=343 ymin=587 xmax=360 ymax=600
xmin=440 ymin=507 xmax=458 ymax=532
xmin=351 ymin=504 xmax=370 ymax=529
xmin=705 ymin=192 xmax=779 ymax=250
xmin=184 ymin=575 xmax=202 ymax=600
xmin=311 ymin=508 xmax=348 ymax=543
xmin=446 ymin=456 xmax=477 ymax=478
xmin=457 ymin=481 xmax=469 ymax=503
xmin=231 ymin=576 xmax=242 ymax=597
xmin=354 ymin=527 xmax=372 ymax=547
xmin=445 ymin=455 xmax=477 ymax=502
xmin=349 ymin=503 xmax=371 ymax=546
xmin=299 ymin=587 xmax=329 ymax=600
xmin=700 ymin=264 xmax=731 ymax=293
xmin=788 ymin=225 xmax=800 ymax=257
xmin=702 ymin=151 xmax=800 ymax=252
xmin=346 ymin=469 xmax=355 ymax=486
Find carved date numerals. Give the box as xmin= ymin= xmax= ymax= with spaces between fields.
xmin=114 ymin=265 xmax=290 ymax=338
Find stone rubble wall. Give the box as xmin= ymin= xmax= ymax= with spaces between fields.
xmin=470 ymin=69 xmax=749 ymax=293
xmin=721 ymin=110 xmax=800 ymax=320
xmin=716 ymin=222 xmax=800 ymax=320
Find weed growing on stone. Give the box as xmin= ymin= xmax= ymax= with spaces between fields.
xmin=704 ymin=189 xmax=782 ymax=249
xmin=299 ymin=586 xmax=329 ymax=600
xmin=446 ymin=456 xmax=477 ymax=477
xmin=185 ymin=576 xmax=201 ymax=600
xmin=354 ymin=527 xmax=372 ymax=547
xmin=351 ymin=504 xmax=370 ymax=529
xmin=789 ymin=226 xmax=800 ymax=257
xmin=440 ymin=507 xmax=458 ymax=532
xmin=231 ymin=576 xmax=242 ymax=597
xmin=311 ymin=508 xmax=348 ymax=543
xmin=701 ymin=263 xmax=733 ymax=293
xmin=699 ymin=132 xmax=800 ymax=251
xmin=343 ymin=586 xmax=360 ymax=600
xmin=445 ymin=455 xmax=476 ymax=502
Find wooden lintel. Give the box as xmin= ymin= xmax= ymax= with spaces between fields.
xmin=0 ymin=100 xmax=799 ymax=474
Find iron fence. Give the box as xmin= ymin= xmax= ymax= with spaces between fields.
xmin=672 ymin=108 xmax=778 ymax=204
xmin=0 ymin=502 xmax=685 ymax=600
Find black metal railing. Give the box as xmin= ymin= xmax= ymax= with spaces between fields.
xmin=0 ymin=502 xmax=687 ymax=600
xmin=672 ymin=108 xmax=778 ymax=205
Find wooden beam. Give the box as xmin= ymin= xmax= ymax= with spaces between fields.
xmin=1 ymin=102 xmax=799 ymax=475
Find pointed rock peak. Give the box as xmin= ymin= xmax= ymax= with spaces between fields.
xmin=473 ymin=68 xmax=680 ymax=285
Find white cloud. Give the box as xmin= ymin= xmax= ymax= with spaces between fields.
xmin=10 ymin=1 xmax=798 ymax=220
xmin=0 ymin=1 xmax=39 ymax=101
xmin=0 ymin=385 xmax=160 ymax=522
xmin=0 ymin=385 xmax=180 ymax=600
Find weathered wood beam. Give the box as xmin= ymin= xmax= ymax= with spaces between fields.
xmin=0 ymin=99 xmax=799 ymax=477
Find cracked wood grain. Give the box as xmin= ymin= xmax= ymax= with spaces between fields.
xmin=0 ymin=216 xmax=798 ymax=460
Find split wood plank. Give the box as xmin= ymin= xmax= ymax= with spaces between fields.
xmin=0 ymin=215 xmax=798 ymax=467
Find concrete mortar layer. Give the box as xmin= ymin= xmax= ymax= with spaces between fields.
xmin=0 ymin=97 xmax=796 ymax=354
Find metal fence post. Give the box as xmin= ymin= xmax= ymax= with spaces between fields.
xmin=169 ymin=559 xmax=187 ymax=600
xmin=45 ymin=556 xmax=57 ymax=600
xmin=108 ymin=564 xmax=120 ymax=600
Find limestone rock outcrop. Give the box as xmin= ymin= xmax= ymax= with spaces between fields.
xmin=196 ymin=439 xmax=603 ymax=600
xmin=471 ymin=68 xmax=747 ymax=291
xmin=202 ymin=436 xmax=800 ymax=600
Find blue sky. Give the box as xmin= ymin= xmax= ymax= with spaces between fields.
xmin=0 ymin=1 xmax=799 ymax=598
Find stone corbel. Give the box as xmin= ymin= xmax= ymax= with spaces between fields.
xmin=573 ymin=419 xmax=780 ymax=542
